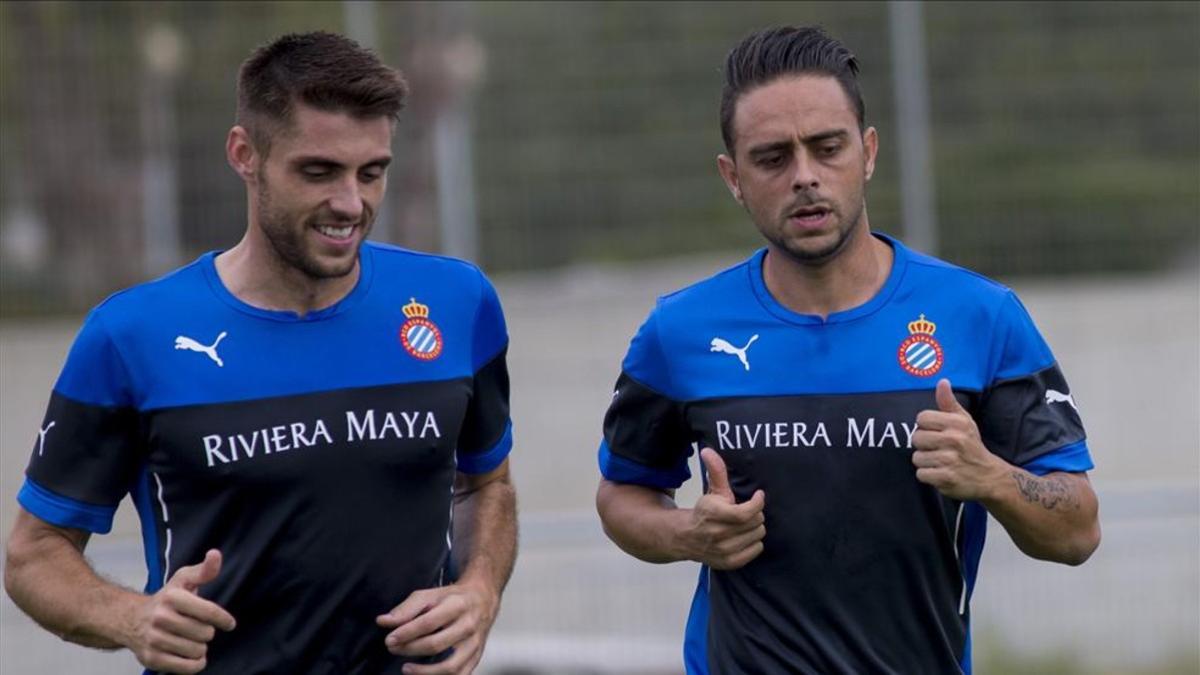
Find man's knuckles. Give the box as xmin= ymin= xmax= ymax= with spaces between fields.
xmin=738 ymin=542 xmax=765 ymax=564
xmin=712 ymin=542 xmax=763 ymax=570
xmin=142 ymin=653 xmax=205 ymax=675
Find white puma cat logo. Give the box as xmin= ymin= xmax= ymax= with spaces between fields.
xmin=1045 ymin=389 xmax=1078 ymax=412
xmin=37 ymin=421 xmax=56 ymax=456
xmin=710 ymin=334 xmax=759 ymax=371
xmin=175 ymin=332 xmax=228 ymax=367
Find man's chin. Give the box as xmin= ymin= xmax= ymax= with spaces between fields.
xmin=779 ymin=237 xmax=845 ymax=264
xmin=304 ymin=235 xmax=368 ymax=279
xmin=777 ymin=224 xmax=859 ymax=265
xmin=296 ymin=250 xmax=361 ymax=280
xmin=313 ymin=259 xmax=359 ymax=280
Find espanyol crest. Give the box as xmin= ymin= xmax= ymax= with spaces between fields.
xmin=399 ymin=298 xmax=443 ymax=361
xmin=898 ymin=314 xmax=943 ymax=377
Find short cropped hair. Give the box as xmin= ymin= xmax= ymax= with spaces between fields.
xmin=236 ymin=31 xmax=409 ymax=155
xmin=720 ymin=26 xmax=865 ymax=154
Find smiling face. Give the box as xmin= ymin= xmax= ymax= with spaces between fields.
xmin=243 ymin=103 xmax=393 ymax=281
xmin=717 ymin=74 xmax=877 ymax=265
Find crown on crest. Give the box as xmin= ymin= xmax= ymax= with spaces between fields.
xmin=907 ymin=314 xmax=936 ymax=335
xmin=403 ymin=298 xmax=430 ymax=319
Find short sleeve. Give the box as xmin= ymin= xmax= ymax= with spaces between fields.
xmin=455 ymin=274 xmax=512 ymax=474
xmin=598 ymin=306 xmax=693 ymax=489
xmin=19 ymin=308 xmax=143 ymax=533
xmin=975 ymin=292 xmax=1093 ymax=475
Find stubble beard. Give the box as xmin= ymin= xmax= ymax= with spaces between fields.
xmin=255 ymin=178 xmax=371 ymax=281
xmin=762 ymin=186 xmax=867 ymax=267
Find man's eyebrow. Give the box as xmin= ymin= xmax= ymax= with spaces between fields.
xmin=746 ymin=130 xmax=850 ymax=157
xmin=291 ymin=156 xmax=342 ymax=169
xmin=801 ymin=129 xmax=850 ymax=144
xmin=747 ymin=140 xmax=794 ymax=157
xmin=289 ymin=155 xmax=393 ymax=169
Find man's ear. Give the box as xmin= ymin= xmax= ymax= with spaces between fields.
xmin=226 ymin=126 xmax=259 ymax=183
xmin=862 ymin=126 xmax=878 ymax=182
xmin=717 ymin=153 xmax=743 ymax=204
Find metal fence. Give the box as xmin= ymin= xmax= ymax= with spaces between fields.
xmin=1 ymin=1 xmax=1197 ymax=315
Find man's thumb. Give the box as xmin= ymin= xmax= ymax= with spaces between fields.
xmin=936 ymin=378 xmax=965 ymax=413
xmin=171 ymin=549 xmax=223 ymax=592
xmin=701 ymin=447 xmax=733 ymax=499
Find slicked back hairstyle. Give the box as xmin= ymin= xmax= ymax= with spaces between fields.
xmin=236 ymin=31 xmax=409 ymax=156
xmin=720 ymin=25 xmax=865 ymax=154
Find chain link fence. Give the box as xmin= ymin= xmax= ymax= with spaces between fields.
xmin=1 ymin=1 xmax=1197 ymax=315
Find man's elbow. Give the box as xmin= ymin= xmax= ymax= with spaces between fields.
xmin=595 ymin=480 xmax=618 ymax=540
xmin=1036 ymin=518 xmax=1100 ymax=567
xmin=1053 ymin=473 xmax=1101 ymax=566
xmin=1061 ymin=519 xmax=1101 ymax=566
xmin=4 ymin=529 xmax=38 ymax=606
xmin=594 ymin=479 xmax=640 ymax=537
xmin=3 ymin=546 xmax=18 ymax=603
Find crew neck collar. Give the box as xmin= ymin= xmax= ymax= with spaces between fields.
xmin=200 ymin=243 xmax=376 ymax=322
xmin=747 ymin=233 xmax=908 ymax=325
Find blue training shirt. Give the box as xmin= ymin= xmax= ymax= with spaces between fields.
xmin=19 ymin=241 xmax=513 ymax=674
xmin=599 ymin=234 xmax=1092 ymax=675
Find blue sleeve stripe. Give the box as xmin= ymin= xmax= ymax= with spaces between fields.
xmin=1021 ymin=440 xmax=1094 ymax=475
xmin=130 ymin=470 xmax=164 ymax=594
xmin=456 ymin=421 xmax=513 ymax=475
xmin=598 ymin=439 xmax=691 ymax=489
xmin=17 ymin=478 xmax=116 ymax=534
xmin=684 ymin=566 xmax=711 ymax=675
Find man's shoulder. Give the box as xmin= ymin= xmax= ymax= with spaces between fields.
xmin=88 ymin=254 xmax=213 ymax=328
xmin=653 ymin=252 xmax=759 ymax=318
xmin=366 ymin=241 xmax=491 ymax=286
xmin=901 ymin=242 xmax=1015 ymax=306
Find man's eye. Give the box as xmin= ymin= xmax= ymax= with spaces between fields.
xmin=758 ymin=155 xmax=784 ymax=168
xmin=819 ymin=144 xmax=841 ymax=157
xmin=302 ymin=168 xmax=332 ymax=179
xmin=360 ymin=169 xmax=384 ymax=183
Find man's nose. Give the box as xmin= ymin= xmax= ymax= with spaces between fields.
xmin=791 ymin=151 xmax=819 ymax=192
xmin=327 ymin=178 xmax=365 ymax=221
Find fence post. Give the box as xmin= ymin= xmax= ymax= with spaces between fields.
xmin=889 ymin=1 xmax=938 ymax=255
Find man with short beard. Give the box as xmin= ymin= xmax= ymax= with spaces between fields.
xmin=5 ymin=32 xmax=516 ymax=675
xmin=595 ymin=26 xmax=1099 ymax=674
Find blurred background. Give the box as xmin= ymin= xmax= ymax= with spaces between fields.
xmin=1 ymin=1 xmax=1196 ymax=673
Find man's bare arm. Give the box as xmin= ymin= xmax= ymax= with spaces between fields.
xmin=5 ymin=508 xmax=235 ymax=674
xmin=377 ymin=459 xmax=517 ymax=675
xmin=451 ymin=458 xmax=518 ymax=600
xmin=4 ymin=508 xmax=141 ymax=649
xmin=912 ymin=379 xmax=1100 ymax=566
xmin=596 ymin=449 xmax=766 ymax=570
xmin=596 ymin=480 xmax=690 ymax=563
xmin=982 ymin=470 xmax=1100 ymax=565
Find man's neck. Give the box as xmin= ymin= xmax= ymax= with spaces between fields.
xmin=214 ymin=235 xmax=360 ymax=316
xmin=762 ymin=225 xmax=893 ymax=320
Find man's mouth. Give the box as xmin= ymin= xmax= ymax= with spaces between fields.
xmin=316 ymin=224 xmax=355 ymax=241
xmin=787 ymin=205 xmax=832 ymax=223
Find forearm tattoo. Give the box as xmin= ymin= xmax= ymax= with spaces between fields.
xmin=1011 ymin=472 xmax=1081 ymax=511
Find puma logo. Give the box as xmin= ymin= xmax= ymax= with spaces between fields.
xmin=37 ymin=421 xmax=55 ymax=456
xmin=710 ymin=334 xmax=759 ymax=371
xmin=175 ymin=332 xmax=228 ymax=367
xmin=1045 ymin=389 xmax=1078 ymax=412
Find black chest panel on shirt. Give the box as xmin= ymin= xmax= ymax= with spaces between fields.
xmin=144 ymin=379 xmax=469 ymax=673
xmin=685 ymin=391 xmax=973 ymax=675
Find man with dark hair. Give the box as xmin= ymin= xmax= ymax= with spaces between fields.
xmin=596 ymin=25 xmax=1099 ymax=674
xmin=5 ymin=31 xmax=516 ymax=674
